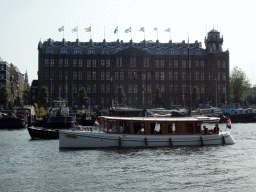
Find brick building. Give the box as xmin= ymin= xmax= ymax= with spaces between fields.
xmin=37 ymin=29 xmax=229 ymax=109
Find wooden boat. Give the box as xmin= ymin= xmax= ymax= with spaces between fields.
xmin=229 ymin=108 xmax=256 ymax=123
xmin=59 ymin=116 xmax=235 ymax=149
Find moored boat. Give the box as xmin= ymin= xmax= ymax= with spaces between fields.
xmin=59 ymin=116 xmax=235 ymax=149
xmin=0 ymin=115 xmax=26 ymax=129
xmin=27 ymin=127 xmax=59 ymax=139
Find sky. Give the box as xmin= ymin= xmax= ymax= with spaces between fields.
xmin=1 ymin=0 xmax=256 ymax=85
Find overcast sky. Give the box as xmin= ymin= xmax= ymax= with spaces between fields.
xmin=1 ymin=0 xmax=256 ymax=85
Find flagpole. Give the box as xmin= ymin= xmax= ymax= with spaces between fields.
xmin=131 ymin=27 xmax=132 ymax=40
xmin=77 ymin=26 xmax=79 ymax=39
xmin=63 ymin=29 xmax=64 ymax=39
xmin=104 ymin=26 xmax=105 ymax=40
xmin=157 ymin=28 xmax=158 ymax=40
xmin=117 ymin=26 xmax=119 ymax=40
xmin=170 ymin=28 xmax=171 ymax=40
xmin=90 ymin=27 xmax=92 ymax=40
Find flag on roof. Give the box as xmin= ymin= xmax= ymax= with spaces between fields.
xmin=72 ymin=26 xmax=78 ymax=32
xmin=125 ymin=27 xmax=131 ymax=33
xmin=58 ymin=26 xmax=64 ymax=32
xmin=139 ymin=27 xmax=144 ymax=32
xmin=153 ymin=27 xmax=158 ymax=31
xmin=165 ymin=28 xmax=170 ymax=32
xmin=114 ymin=26 xmax=118 ymax=34
xmin=85 ymin=26 xmax=91 ymax=32
xmin=94 ymin=119 xmax=99 ymax=127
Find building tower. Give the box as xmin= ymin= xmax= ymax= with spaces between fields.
xmin=204 ymin=29 xmax=223 ymax=53
xmin=24 ymin=69 xmax=29 ymax=85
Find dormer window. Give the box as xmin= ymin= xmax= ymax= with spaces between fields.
xmin=88 ymin=49 xmax=95 ymax=54
xmin=60 ymin=49 xmax=67 ymax=54
xmin=74 ymin=49 xmax=81 ymax=54
xmin=156 ymin=50 xmax=162 ymax=55
xmin=46 ymin=49 xmax=53 ymax=54
xmin=101 ymin=49 xmax=108 ymax=55
xmin=169 ymin=50 xmax=176 ymax=55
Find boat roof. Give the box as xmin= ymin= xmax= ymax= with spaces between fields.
xmin=100 ymin=116 xmax=219 ymax=122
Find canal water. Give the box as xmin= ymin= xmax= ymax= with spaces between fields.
xmin=0 ymin=123 xmax=255 ymax=192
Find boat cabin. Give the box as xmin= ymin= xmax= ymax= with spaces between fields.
xmin=233 ymin=108 xmax=255 ymax=115
xmin=99 ymin=116 xmax=219 ymax=135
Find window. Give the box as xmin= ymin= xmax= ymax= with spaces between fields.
xmin=196 ymin=72 xmax=199 ymax=81
xmin=45 ymin=59 xmax=49 ymax=67
xmin=143 ymin=58 xmax=149 ymax=68
xmin=201 ymin=61 xmax=204 ymax=68
xmin=60 ymin=49 xmax=67 ymax=54
xmin=201 ymin=87 xmax=205 ymax=94
xmin=195 ymin=60 xmax=199 ymax=67
xmin=155 ymin=72 xmax=159 ymax=81
xmin=142 ymin=72 xmax=146 ymax=81
xmin=50 ymin=71 xmax=54 ymax=78
xmin=160 ymin=60 xmax=165 ymax=68
xmin=174 ymin=85 xmax=178 ymax=93
xmin=101 ymin=72 xmax=105 ymax=80
xmin=222 ymin=61 xmax=226 ymax=68
xmin=183 ymin=50 xmax=188 ymax=55
xmin=59 ymin=59 xmax=63 ymax=67
xmin=87 ymin=72 xmax=91 ymax=80
xmin=78 ymin=71 xmax=82 ymax=80
xmin=156 ymin=50 xmax=162 ymax=55
xmin=92 ymin=84 xmax=96 ymax=93
xmin=174 ymin=60 xmax=178 ymax=68
xmin=120 ymin=72 xmax=124 ymax=81
xmin=222 ymin=72 xmax=226 ymax=81
xmin=155 ymin=60 xmax=159 ymax=68
xmin=74 ymin=49 xmax=81 ymax=54
xmin=101 ymin=59 xmax=105 ymax=67
xmin=101 ymin=49 xmax=108 ymax=54
xmin=147 ymin=72 xmax=151 ymax=81
xmin=169 ymin=72 xmax=173 ymax=81
xmin=106 ymin=72 xmax=110 ymax=80
xmin=87 ymin=85 xmax=91 ymax=93
xmin=189 ymin=61 xmax=191 ymax=68
xmin=106 ymin=84 xmax=110 ymax=93
xmin=46 ymin=49 xmax=53 ymax=54
xmin=92 ymin=72 xmax=96 ymax=80
xmin=73 ymin=71 xmax=77 ymax=80
xmin=73 ymin=59 xmax=77 ymax=67
xmin=92 ymin=60 xmax=96 ymax=67
xmin=106 ymin=60 xmax=110 ymax=67
xmin=147 ymin=85 xmax=151 ymax=93
xmin=116 ymin=57 xmax=122 ymax=67
xmin=174 ymin=72 xmax=178 ymax=81
xmin=73 ymin=85 xmax=77 ymax=94
xmin=218 ymin=72 xmax=220 ymax=80
xmin=222 ymin=86 xmax=226 ymax=94
xmin=88 ymin=49 xmax=95 ymax=54
xmin=217 ymin=61 xmax=220 ymax=68
xmin=161 ymin=85 xmax=165 ymax=93
xmin=182 ymin=72 xmax=186 ymax=81
xmin=115 ymin=72 xmax=119 ymax=81
xmin=182 ymin=85 xmax=186 ymax=93
xmin=64 ymin=59 xmax=68 ymax=67
xmin=169 ymin=50 xmax=175 ymax=55
xmin=169 ymin=85 xmax=173 ymax=93
xmin=134 ymin=84 xmax=138 ymax=93
xmin=50 ymin=59 xmax=54 ymax=67
xmin=128 ymin=85 xmax=133 ymax=93
xmin=133 ymin=72 xmax=138 ymax=80
xmin=130 ymin=57 xmax=136 ymax=68
xmin=87 ymin=60 xmax=91 ymax=67
xmin=78 ymin=59 xmax=82 ymax=67
xmin=161 ymin=72 xmax=165 ymax=81
xmin=182 ymin=60 xmax=186 ymax=68
xmin=201 ymin=72 xmax=204 ymax=81
xmin=101 ymin=84 xmax=105 ymax=93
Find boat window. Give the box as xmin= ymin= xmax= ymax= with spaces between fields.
xmin=195 ymin=123 xmax=201 ymax=133
xmin=134 ymin=122 xmax=145 ymax=134
xmin=187 ymin=124 xmax=193 ymax=133
xmin=154 ymin=123 xmax=162 ymax=134
xmin=168 ymin=123 xmax=176 ymax=133
xmin=109 ymin=120 xmax=118 ymax=132
xmin=100 ymin=117 xmax=107 ymax=131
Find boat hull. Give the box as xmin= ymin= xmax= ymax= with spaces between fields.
xmin=0 ymin=117 xmax=26 ymax=129
xmin=27 ymin=127 xmax=59 ymax=140
xmin=33 ymin=116 xmax=76 ymax=129
xmin=229 ymin=114 xmax=256 ymax=123
xmin=59 ymin=131 xmax=235 ymax=149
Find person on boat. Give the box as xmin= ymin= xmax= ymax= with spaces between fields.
xmin=212 ymin=124 xmax=219 ymax=134
xmin=111 ymin=124 xmax=118 ymax=132
xmin=123 ymin=126 xmax=129 ymax=134
xmin=119 ymin=125 xmax=123 ymax=134
xmin=203 ymin=126 xmax=209 ymax=134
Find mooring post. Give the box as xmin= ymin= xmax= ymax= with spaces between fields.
xmin=169 ymin=137 xmax=172 ymax=147
xmin=222 ymin=135 xmax=225 ymax=145
xmin=200 ymin=136 xmax=204 ymax=146
xmin=144 ymin=137 xmax=148 ymax=146
xmin=119 ymin=136 xmax=122 ymax=147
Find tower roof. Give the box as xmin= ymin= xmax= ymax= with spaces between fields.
xmin=209 ymin=29 xmax=219 ymax=33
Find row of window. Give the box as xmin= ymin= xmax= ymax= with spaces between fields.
xmin=46 ymin=48 xmax=204 ymax=56
xmin=44 ymin=58 xmax=227 ymax=69
xmin=46 ymin=83 xmax=227 ymax=95
xmin=45 ymin=71 xmax=227 ymax=82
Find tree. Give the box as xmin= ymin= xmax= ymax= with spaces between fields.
xmin=116 ymin=86 xmax=126 ymax=105
xmin=38 ymin=85 xmax=49 ymax=107
xmin=230 ymin=66 xmax=250 ymax=103
xmin=22 ymin=88 xmax=29 ymax=105
xmin=77 ymin=87 xmax=88 ymax=105
xmin=153 ymin=87 xmax=162 ymax=107
xmin=191 ymin=86 xmax=200 ymax=107
xmin=0 ymin=85 xmax=9 ymax=109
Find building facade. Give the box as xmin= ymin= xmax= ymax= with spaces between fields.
xmin=38 ymin=29 xmax=229 ymax=109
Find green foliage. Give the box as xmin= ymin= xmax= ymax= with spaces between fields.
xmin=230 ymin=66 xmax=250 ymax=103
xmin=153 ymin=87 xmax=162 ymax=107
xmin=191 ymin=86 xmax=200 ymax=105
xmin=38 ymin=85 xmax=49 ymax=107
xmin=77 ymin=87 xmax=88 ymax=105
xmin=39 ymin=107 xmax=47 ymax=117
xmin=22 ymin=88 xmax=29 ymax=105
xmin=0 ymin=85 xmax=9 ymax=109
xmin=116 ymin=86 xmax=126 ymax=104
xmin=34 ymin=103 xmax=39 ymax=115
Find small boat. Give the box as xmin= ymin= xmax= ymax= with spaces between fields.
xmin=59 ymin=116 xmax=235 ymax=149
xmin=0 ymin=114 xmax=26 ymax=129
xmin=229 ymin=108 xmax=256 ymax=123
xmin=27 ymin=127 xmax=59 ymax=139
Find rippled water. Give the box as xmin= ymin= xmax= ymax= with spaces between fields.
xmin=1 ymin=123 xmax=256 ymax=192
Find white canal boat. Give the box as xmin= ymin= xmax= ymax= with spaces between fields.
xmin=59 ymin=116 xmax=235 ymax=149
